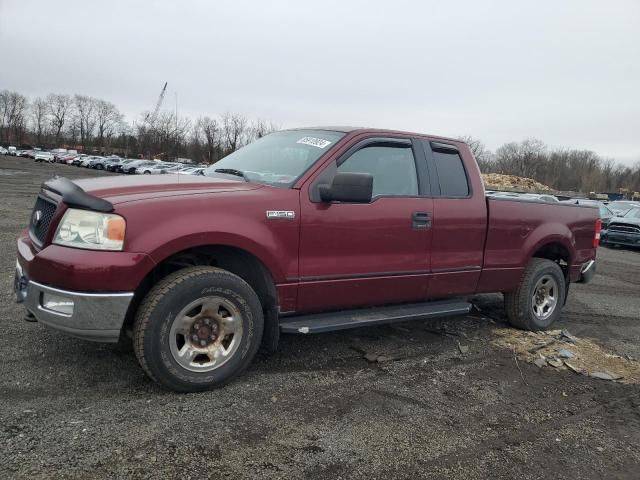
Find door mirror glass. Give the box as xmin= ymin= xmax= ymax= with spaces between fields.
xmin=319 ymin=172 xmax=373 ymax=203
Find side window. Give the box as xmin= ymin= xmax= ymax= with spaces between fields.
xmin=338 ymin=145 xmax=418 ymax=197
xmin=430 ymin=148 xmax=470 ymax=197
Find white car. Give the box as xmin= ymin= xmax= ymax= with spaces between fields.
xmin=174 ymin=167 xmax=202 ymax=175
xmin=0 ymin=146 xmax=7 ymax=155
xmin=8 ymin=146 xmax=17 ymax=156
xmin=136 ymin=163 xmax=172 ymax=174
xmin=34 ymin=151 xmax=55 ymax=162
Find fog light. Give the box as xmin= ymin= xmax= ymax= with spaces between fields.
xmin=41 ymin=292 xmax=74 ymax=316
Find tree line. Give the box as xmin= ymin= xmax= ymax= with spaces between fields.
xmin=461 ymin=136 xmax=639 ymax=194
xmin=0 ymin=89 xmax=278 ymax=164
xmin=1 ymin=89 xmax=638 ymax=193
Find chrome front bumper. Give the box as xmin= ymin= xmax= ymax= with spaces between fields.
xmin=15 ymin=260 xmax=133 ymax=343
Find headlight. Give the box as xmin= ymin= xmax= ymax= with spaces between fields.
xmin=53 ymin=208 xmax=126 ymax=251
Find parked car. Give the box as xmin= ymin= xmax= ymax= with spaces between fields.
xmin=122 ymin=160 xmax=156 ymax=174
xmin=566 ymin=199 xmax=615 ymax=229
xmin=101 ymin=158 xmax=123 ymax=170
xmin=79 ymin=156 xmax=98 ymax=167
xmin=71 ymin=155 xmax=88 ymax=166
xmin=18 ymin=150 xmax=32 ymax=158
xmin=34 ymin=151 xmax=55 ymax=163
xmin=60 ymin=153 xmax=78 ymax=164
xmin=8 ymin=146 xmax=17 ymax=156
xmin=607 ymin=201 xmax=640 ymax=217
xmin=14 ymin=127 xmax=600 ymax=392
xmin=601 ymin=207 xmax=640 ymax=248
xmin=136 ymin=163 xmax=172 ymax=175
xmin=173 ymin=166 xmax=201 ymax=175
xmin=111 ymin=159 xmax=137 ymax=172
xmin=0 ymin=146 xmax=7 ymax=155
xmin=89 ymin=157 xmax=110 ymax=170
xmin=160 ymin=165 xmax=184 ymax=174
xmin=488 ymin=191 xmax=559 ymax=203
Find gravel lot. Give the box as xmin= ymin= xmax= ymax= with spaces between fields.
xmin=1 ymin=155 xmax=639 ymax=479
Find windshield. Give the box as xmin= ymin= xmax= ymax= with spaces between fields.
xmin=623 ymin=207 xmax=640 ymax=219
xmin=610 ymin=202 xmax=636 ymax=213
xmin=204 ymin=129 xmax=345 ymax=186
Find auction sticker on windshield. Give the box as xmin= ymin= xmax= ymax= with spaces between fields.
xmin=296 ymin=137 xmax=332 ymax=149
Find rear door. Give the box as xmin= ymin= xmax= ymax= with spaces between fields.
xmin=297 ymin=136 xmax=433 ymax=313
xmin=417 ymin=140 xmax=487 ymax=297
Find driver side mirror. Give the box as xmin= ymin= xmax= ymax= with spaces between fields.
xmin=319 ymin=172 xmax=373 ymax=203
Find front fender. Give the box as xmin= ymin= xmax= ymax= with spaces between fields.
xmin=117 ymin=190 xmax=300 ymax=283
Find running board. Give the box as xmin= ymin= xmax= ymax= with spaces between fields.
xmin=279 ymin=300 xmax=472 ymax=334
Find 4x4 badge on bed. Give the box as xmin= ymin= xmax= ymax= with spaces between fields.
xmin=266 ymin=210 xmax=295 ymax=220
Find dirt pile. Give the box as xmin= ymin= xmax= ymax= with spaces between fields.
xmin=493 ymin=328 xmax=640 ymax=383
xmin=482 ymin=173 xmax=552 ymax=192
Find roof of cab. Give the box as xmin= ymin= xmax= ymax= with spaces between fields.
xmin=286 ymin=126 xmax=463 ymax=145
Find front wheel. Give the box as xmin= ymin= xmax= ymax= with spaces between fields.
xmin=133 ymin=266 xmax=263 ymax=392
xmin=504 ymin=258 xmax=566 ymax=331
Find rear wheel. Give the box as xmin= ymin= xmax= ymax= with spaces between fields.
xmin=133 ymin=267 xmax=263 ymax=392
xmin=504 ymin=258 xmax=566 ymax=331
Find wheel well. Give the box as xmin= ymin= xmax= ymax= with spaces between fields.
xmin=123 ymin=245 xmax=278 ymax=330
xmin=532 ymin=242 xmax=570 ymax=277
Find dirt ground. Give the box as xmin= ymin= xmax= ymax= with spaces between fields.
xmin=1 ymin=155 xmax=639 ymax=479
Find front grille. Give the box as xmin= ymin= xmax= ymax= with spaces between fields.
xmin=29 ymin=195 xmax=58 ymax=246
xmin=608 ymin=223 xmax=640 ymax=234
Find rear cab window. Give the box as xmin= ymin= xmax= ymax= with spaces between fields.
xmin=423 ymin=141 xmax=470 ymax=197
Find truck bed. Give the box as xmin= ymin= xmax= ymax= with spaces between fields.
xmin=476 ymin=196 xmax=599 ymax=294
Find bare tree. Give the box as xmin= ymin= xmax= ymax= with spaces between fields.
xmin=458 ymin=135 xmax=493 ymax=171
xmin=222 ymin=112 xmax=248 ymax=153
xmin=95 ymin=99 xmax=123 ymax=150
xmin=0 ymin=90 xmax=10 ymax=143
xmin=46 ymin=94 xmax=73 ymax=144
xmin=31 ymin=97 xmax=48 ymax=144
xmin=196 ymin=116 xmax=221 ymax=163
xmin=1 ymin=91 xmax=29 ymax=144
xmin=495 ymin=138 xmax=547 ymax=179
xmin=74 ymin=95 xmax=97 ymax=148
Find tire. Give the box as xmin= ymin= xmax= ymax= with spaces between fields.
xmin=133 ymin=266 xmax=264 ymax=392
xmin=504 ymin=258 xmax=566 ymax=331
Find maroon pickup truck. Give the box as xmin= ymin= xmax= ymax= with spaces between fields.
xmin=15 ymin=127 xmax=600 ymax=391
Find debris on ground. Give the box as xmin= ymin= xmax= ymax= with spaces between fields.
xmin=560 ymin=329 xmax=577 ymax=344
xmin=590 ymin=372 xmax=623 ymax=381
xmin=547 ymin=358 xmax=564 ymax=368
xmin=363 ymin=352 xmax=397 ymax=363
xmin=457 ymin=342 xmax=469 ymax=354
xmin=482 ymin=173 xmax=552 ymax=192
xmin=534 ymin=357 xmax=547 ymax=368
xmin=493 ymin=328 xmax=640 ymax=383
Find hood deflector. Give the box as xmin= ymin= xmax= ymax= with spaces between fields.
xmin=42 ymin=177 xmax=114 ymax=213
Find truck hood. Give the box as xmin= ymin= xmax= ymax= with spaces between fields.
xmin=609 ymin=217 xmax=640 ymax=227
xmin=72 ymin=174 xmax=262 ymax=205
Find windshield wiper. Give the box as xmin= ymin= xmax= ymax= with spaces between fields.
xmin=213 ymin=168 xmax=249 ymax=182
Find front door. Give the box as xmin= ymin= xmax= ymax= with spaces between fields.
xmin=297 ymin=137 xmax=433 ymax=313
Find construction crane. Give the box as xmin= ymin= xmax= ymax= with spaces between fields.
xmin=145 ymin=81 xmax=167 ymax=128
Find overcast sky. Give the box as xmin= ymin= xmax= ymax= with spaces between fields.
xmin=1 ymin=0 xmax=638 ymax=165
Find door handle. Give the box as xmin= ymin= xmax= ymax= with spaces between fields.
xmin=412 ymin=211 xmax=432 ymax=229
